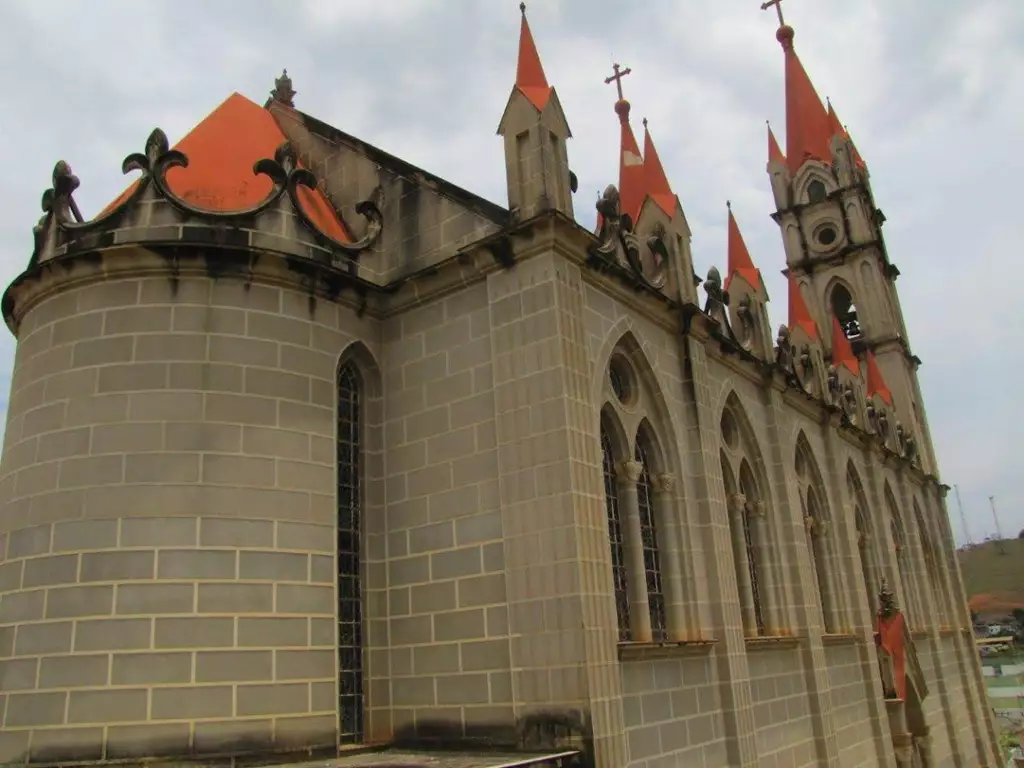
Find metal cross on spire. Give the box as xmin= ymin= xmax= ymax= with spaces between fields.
xmin=604 ymin=63 xmax=632 ymax=101
xmin=760 ymin=0 xmax=786 ymax=26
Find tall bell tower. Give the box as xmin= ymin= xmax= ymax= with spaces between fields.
xmin=764 ymin=5 xmax=938 ymax=473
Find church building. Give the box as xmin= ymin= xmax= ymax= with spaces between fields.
xmin=0 ymin=4 xmax=1000 ymax=767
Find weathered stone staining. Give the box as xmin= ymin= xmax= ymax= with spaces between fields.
xmin=0 ymin=6 xmax=997 ymax=768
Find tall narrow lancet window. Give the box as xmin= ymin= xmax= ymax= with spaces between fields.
xmin=848 ymin=466 xmax=879 ymax=619
xmin=886 ymin=488 xmax=919 ymax=628
xmin=796 ymin=438 xmax=838 ymax=633
xmin=739 ymin=463 xmax=766 ymax=635
xmin=635 ymin=437 xmax=667 ymax=642
xmin=915 ymin=503 xmax=946 ymax=626
xmin=336 ymin=362 xmax=364 ymax=744
xmin=601 ymin=426 xmax=631 ymax=640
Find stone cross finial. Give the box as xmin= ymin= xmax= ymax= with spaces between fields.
xmin=760 ymin=0 xmax=786 ymax=26
xmin=604 ymin=63 xmax=633 ymax=101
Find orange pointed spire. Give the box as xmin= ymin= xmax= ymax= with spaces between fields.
xmin=768 ymin=122 xmax=786 ymax=166
xmin=515 ymin=3 xmax=552 ymax=111
xmin=831 ymin=316 xmax=860 ymax=375
xmin=865 ymin=352 xmax=893 ymax=406
xmin=724 ymin=203 xmax=762 ymax=291
xmin=775 ymin=24 xmax=833 ymax=175
xmin=642 ymin=119 xmax=676 ymax=217
xmin=604 ymin=63 xmax=645 ymax=223
xmin=787 ymin=275 xmax=818 ymax=339
xmin=827 ymin=100 xmax=867 ymax=169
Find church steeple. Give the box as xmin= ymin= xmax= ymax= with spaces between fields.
xmin=604 ymin=64 xmax=645 ymax=225
xmin=787 ymin=275 xmax=818 ymax=342
xmin=762 ymin=3 xmax=938 ymax=474
xmin=497 ymin=3 xmax=573 ymax=220
xmin=642 ymin=119 xmax=676 ymax=218
xmin=514 ymin=2 xmax=552 ymax=111
xmin=724 ymin=203 xmax=762 ymax=293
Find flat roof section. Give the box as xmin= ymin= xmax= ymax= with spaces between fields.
xmin=293 ymin=750 xmax=582 ymax=768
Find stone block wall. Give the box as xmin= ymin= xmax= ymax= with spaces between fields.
xmin=0 ymin=267 xmax=382 ymax=763
xmin=377 ymin=279 xmax=514 ymax=742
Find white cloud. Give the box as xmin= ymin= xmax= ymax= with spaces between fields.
xmin=0 ymin=0 xmax=1020 ymax=540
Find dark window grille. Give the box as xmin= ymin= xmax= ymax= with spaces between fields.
xmin=635 ymin=442 xmax=667 ymax=642
xmin=601 ymin=429 xmax=631 ymax=641
xmin=742 ymin=503 xmax=766 ymax=635
xmin=337 ymin=362 xmax=364 ymax=744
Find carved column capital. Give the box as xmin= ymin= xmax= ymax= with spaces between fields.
xmin=748 ymin=499 xmax=767 ymax=519
xmin=653 ymin=473 xmax=676 ymax=493
xmin=803 ymin=515 xmax=817 ymax=535
xmin=728 ymin=493 xmax=747 ymax=515
xmin=616 ymin=460 xmax=644 ymax=484
xmin=817 ymin=520 xmax=831 ymax=539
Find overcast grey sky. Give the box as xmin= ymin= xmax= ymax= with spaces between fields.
xmin=0 ymin=0 xmax=1020 ymax=544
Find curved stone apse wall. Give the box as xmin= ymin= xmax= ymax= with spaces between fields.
xmin=0 ymin=266 xmax=384 ymax=764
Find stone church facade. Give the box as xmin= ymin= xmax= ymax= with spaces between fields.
xmin=0 ymin=7 xmax=1000 ymax=768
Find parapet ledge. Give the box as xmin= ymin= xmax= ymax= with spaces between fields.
xmin=744 ymin=635 xmax=801 ymax=651
xmin=617 ymin=638 xmax=717 ymax=661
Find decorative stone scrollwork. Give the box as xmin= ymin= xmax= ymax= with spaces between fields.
xmin=653 ymin=473 xmax=676 ymax=493
xmin=750 ymin=500 xmax=767 ymax=519
xmin=775 ymin=324 xmax=793 ymax=369
xmin=28 ymin=127 xmax=384 ymax=270
xmin=728 ymin=493 xmax=747 ymax=516
xmin=591 ymin=184 xmax=667 ymax=289
xmin=616 ymin=459 xmax=644 ymax=484
xmin=736 ymin=295 xmax=755 ymax=344
xmin=827 ymin=365 xmax=842 ymax=405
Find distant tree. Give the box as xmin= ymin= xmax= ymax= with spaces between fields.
xmin=1013 ymin=608 xmax=1024 ymax=628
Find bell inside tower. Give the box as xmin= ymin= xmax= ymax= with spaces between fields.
xmin=830 ymin=284 xmax=862 ymax=340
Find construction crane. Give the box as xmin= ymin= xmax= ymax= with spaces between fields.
xmin=989 ymin=495 xmax=1007 ymax=555
xmin=954 ymin=484 xmax=972 ymax=547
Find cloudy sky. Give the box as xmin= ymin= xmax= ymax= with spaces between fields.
xmin=0 ymin=0 xmax=1021 ymax=544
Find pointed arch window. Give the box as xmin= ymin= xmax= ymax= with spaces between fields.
xmin=635 ymin=438 xmax=667 ymax=642
xmin=601 ymin=426 xmax=631 ymax=641
xmin=337 ymin=361 xmax=364 ymax=745
xmin=915 ymin=504 xmax=947 ymax=627
xmin=796 ymin=439 xmax=840 ymax=633
xmin=830 ymin=283 xmax=862 ymax=340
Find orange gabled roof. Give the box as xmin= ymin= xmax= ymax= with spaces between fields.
xmin=515 ymin=7 xmax=553 ymax=112
xmin=865 ymin=352 xmax=893 ymax=406
xmin=724 ymin=205 xmax=762 ymax=292
xmin=103 ymin=93 xmax=350 ymax=243
xmin=642 ymin=121 xmax=676 ymax=218
xmin=777 ymin=26 xmax=833 ymax=176
xmin=827 ymin=101 xmax=867 ymax=169
xmin=787 ymin=274 xmax=818 ymax=340
xmin=768 ymin=122 xmax=786 ymax=167
xmin=616 ymin=101 xmax=646 ymax=224
xmin=831 ymin=315 xmax=860 ymax=375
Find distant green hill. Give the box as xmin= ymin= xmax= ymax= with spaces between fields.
xmin=957 ymin=537 xmax=1024 ymax=617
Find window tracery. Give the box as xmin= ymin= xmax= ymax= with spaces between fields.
xmin=597 ymin=340 xmax=681 ymax=644
xmin=720 ymin=396 xmax=776 ymax=637
xmin=336 ymin=361 xmax=364 ymax=744
xmin=795 ymin=436 xmax=839 ymax=633
xmin=848 ymin=465 xmax=880 ymax=618
xmin=601 ymin=423 xmax=631 ymax=641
